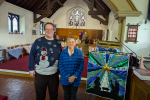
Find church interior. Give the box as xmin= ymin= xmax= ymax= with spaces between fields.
xmin=0 ymin=0 xmax=150 ymax=100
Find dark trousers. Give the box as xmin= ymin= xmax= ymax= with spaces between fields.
xmin=34 ymin=71 xmax=59 ymax=100
xmin=62 ymin=84 xmax=78 ymax=100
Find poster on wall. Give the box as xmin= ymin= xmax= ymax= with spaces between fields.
xmin=86 ymin=52 xmax=129 ymax=100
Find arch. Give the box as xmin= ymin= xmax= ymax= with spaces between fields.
xmin=67 ymin=6 xmax=87 ymax=29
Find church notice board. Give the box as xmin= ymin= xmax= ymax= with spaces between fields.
xmin=86 ymin=52 xmax=129 ymax=100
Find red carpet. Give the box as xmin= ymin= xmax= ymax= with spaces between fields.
xmin=81 ymin=57 xmax=88 ymax=78
xmin=0 ymin=54 xmax=29 ymax=72
xmin=0 ymin=95 xmax=8 ymax=100
xmin=0 ymin=54 xmax=88 ymax=77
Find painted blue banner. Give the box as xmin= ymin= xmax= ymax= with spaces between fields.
xmin=145 ymin=0 xmax=150 ymax=23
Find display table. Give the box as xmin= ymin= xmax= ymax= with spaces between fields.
xmin=129 ymin=74 xmax=150 ymax=100
xmin=0 ymin=47 xmax=8 ymax=62
xmin=7 ymin=47 xmax=23 ymax=59
xmin=23 ymin=45 xmax=32 ymax=54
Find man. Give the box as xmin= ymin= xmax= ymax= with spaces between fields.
xmin=28 ymin=22 xmax=62 ymax=100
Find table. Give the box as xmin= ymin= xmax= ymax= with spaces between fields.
xmin=23 ymin=45 xmax=32 ymax=54
xmin=129 ymin=74 xmax=150 ymax=100
xmin=7 ymin=47 xmax=23 ymax=59
xmin=0 ymin=47 xmax=8 ymax=62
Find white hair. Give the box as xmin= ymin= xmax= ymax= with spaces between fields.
xmin=66 ymin=36 xmax=76 ymax=43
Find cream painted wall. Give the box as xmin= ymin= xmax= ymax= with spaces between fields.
xmin=108 ymin=11 xmax=119 ymax=41
xmin=49 ymin=0 xmax=106 ymax=30
xmin=0 ymin=2 xmax=47 ymax=58
xmin=0 ymin=2 xmax=38 ymax=47
xmin=122 ymin=0 xmax=150 ymax=57
xmin=113 ymin=0 xmax=133 ymax=11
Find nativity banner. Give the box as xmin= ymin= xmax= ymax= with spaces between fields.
xmin=86 ymin=52 xmax=129 ymax=100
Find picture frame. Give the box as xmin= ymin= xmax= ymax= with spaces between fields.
xmin=32 ymin=30 xmax=36 ymax=35
xmin=126 ymin=23 xmax=140 ymax=43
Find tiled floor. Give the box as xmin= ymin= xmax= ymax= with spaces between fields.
xmin=0 ymin=74 xmax=108 ymax=100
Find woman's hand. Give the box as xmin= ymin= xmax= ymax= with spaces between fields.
xmin=68 ymin=76 xmax=76 ymax=83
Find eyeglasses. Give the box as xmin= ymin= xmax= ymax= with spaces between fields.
xmin=45 ymin=29 xmax=54 ymax=31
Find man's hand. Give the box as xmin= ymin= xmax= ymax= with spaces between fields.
xmin=29 ymin=70 xmax=35 ymax=77
xmin=68 ymin=76 xmax=76 ymax=83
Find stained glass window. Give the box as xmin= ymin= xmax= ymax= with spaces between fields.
xmin=8 ymin=13 xmax=19 ymax=33
xmin=68 ymin=7 xmax=86 ymax=29
xmin=8 ymin=17 xmax=11 ymax=32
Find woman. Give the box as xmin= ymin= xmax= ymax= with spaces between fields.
xmin=61 ymin=38 xmax=66 ymax=50
xmin=59 ymin=37 xmax=84 ymax=100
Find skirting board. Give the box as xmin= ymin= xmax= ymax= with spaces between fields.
xmin=0 ymin=69 xmax=87 ymax=83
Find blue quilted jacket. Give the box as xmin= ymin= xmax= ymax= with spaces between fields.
xmin=59 ymin=46 xmax=84 ymax=87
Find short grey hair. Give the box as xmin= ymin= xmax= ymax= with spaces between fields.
xmin=66 ymin=36 xmax=76 ymax=43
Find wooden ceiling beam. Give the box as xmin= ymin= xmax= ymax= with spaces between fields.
xmin=90 ymin=0 xmax=94 ymax=10
xmin=9 ymin=0 xmax=14 ymax=2
xmin=56 ymin=0 xmax=63 ymax=7
xmin=50 ymin=0 xmax=57 ymax=9
xmin=42 ymin=0 xmax=50 ymax=10
xmin=24 ymin=0 xmax=33 ymax=8
xmin=34 ymin=13 xmax=36 ymax=23
xmin=41 ymin=3 xmax=47 ymax=10
xmin=27 ymin=0 xmax=38 ymax=10
xmin=20 ymin=0 xmax=27 ymax=6
xmin=94 ymin=3 xmax=105 ymax=18
xmin=84 ymin=0 xmax=110 ymax=25
xmin=37 ymin=0 xmax=47 ymax=10
xmin=95 ymin=0 xmax=110 ymax=14
xmin=53 ymin=4 xmax=60 ymax=12
xmin=88 ymin=10 xmax=106 ymax=15
xmin=50 ymin=0 xmax=63 ymax=9
xmin=48 ymin=0 xmax=63 ymax=18
xmin=31 ymin=0 xmax=46 ymax=11
xmin=34 ymin=13 xmax=49 ymax=23
xmin=47 ymin=0 xmax=50 ymax=10
xmin=36 ymin=14 xmax=49 ymax=22
xmin=48 ymin=0 xmax=66 ymax=18
xmin=10 ymin=0 xmax=16 ymax=4
xmin=34 ymin=10 xmax=52 ymax=14
xmin=94 ymin=1 xmax=102 ymax=11
xmin=91 ymin=15 xmax=108 ymax=25
xmin=105 ymin=15 xmax=109 ymax=22
xmin=52 ymin=2 xmax=58 ymax=11
xmin=15 ymin=0 xmax=21 ymax=5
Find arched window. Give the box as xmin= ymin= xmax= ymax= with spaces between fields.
xmin=8 ymin=13 xmax=19 ymax=33
xmin=8 ymin=17 xmax=11 ymax=32
xmin=67 ymin=7 xmax=86 ymax=29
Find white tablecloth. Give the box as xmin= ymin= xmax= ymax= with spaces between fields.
xmin=23 ymin=46 xmax=32 ymax=54
xmin=0 ymin=47 xmax=7 ymax=50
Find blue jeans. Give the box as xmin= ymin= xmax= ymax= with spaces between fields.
xmin=62 ymin=84 xmax=78 ymax=100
